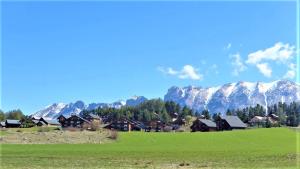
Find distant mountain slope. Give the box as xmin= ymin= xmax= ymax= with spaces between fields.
xmin=31 ymin=96 xmax=147 ymax=120
xmin=164 ymin=80 xmax=300 ymax=114
xmin=32 ymin=80 xmax=300 ymax=120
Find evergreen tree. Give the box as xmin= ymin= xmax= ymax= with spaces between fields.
xmin=5 ymin=109 xmax=24 ymax=120
xmin=201 ymin=109 xmax=211 ymax=119
xmin=0 ymin=110 xmax=5 ymax=121
xmin=212 ymin=113 xmax=220 ymax=122
xmin=226 ymin=109 xmax=232 ymax=116
xmin=160 ymin=109 xmax=171 ymax=123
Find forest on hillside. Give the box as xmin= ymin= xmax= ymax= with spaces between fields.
xmin=1 ymin=99 xmax=300 ymax=127
xmin=83 ymin=99 xmax=300 ymax=127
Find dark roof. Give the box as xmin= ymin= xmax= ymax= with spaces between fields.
xmin=199 ymin=119 xmax=216 ymax=128
xmin=37 ymin=121 xmax=46 ymax=125
xmin=128 ymin=120 xmax=145 ymax=129
xmin=6 ymin=119 xmax=21 ymax=125
xmin=70 ymin=114 xmax=91 ymax=123
xmin=32 ymin=120 xmax=39 ymax=124
xmin=43 ymin=119 xmax=61 ymax=125
xmin=57 ymin=114 xmax=71 ymax=119
xmin=221 ymin=116 xmax=247 ymax=128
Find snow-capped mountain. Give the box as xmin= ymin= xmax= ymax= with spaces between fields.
xmin=32 ymin=80 xmax=300 ymax=120
xmin=126 ymin=96 xmax=148 ymax=106
xmin=31 ymin=96 xmax=145 ymax=120
xmin=32 ymin=103 xmax=67 ymax=120
xmin=164 ymin=80 xmax=300 ymax=114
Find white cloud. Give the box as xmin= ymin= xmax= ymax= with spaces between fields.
xmin=158 ymin=65 xmax=203 ymax=80
xmin=224 ymin=43 xmax=231 ymax=50
xmin=157 ymin=67 xmax=178 ymax=75
xmin=283 ymin=63 xmax=296 ymax=79
xmin=246 ymin=42 xmax=296 ymax=78
xmin=256 ymin=63 xmax=272 ymax=78
xmin=246 ymin=42 xmax=295 ymax=64
xmin=230 ymin=53 xmax=247 ymax=76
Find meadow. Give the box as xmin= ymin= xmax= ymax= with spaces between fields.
xmin=1 ymin=128 xmax=299 ymax=169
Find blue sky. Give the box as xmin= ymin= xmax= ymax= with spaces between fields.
xmin=1 ymin=1 xmax=298 ymax=114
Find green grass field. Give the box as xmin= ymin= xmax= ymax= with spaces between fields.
xmin=1 ymin=128 xmax=299 ymax=169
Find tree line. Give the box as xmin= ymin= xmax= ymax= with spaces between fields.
xmin=221 ymin=102 xmax=300 ymax=127
xmin=0 ymin=109 xmax=25 ymax=121
xmin=84 ymin=99 xmax=194 ymax=124
xmin=86 ymin=99 xmax=300 ymax=127
xmin=0 ymin=109 xmax=36 ymax=127
xmin=2 ymin=99 xmax=300 ymax=127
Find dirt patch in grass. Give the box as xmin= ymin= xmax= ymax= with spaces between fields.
xmin=0 ymin=129 xmax=113 ymax=144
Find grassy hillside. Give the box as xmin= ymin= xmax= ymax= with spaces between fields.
xmin=1 ymin=128 xmax=299 ymax=169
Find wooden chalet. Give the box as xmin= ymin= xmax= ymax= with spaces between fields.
xmin=144 ymin=120 xmax=164 ymax=132
xmin=172 ymin=118 xmax=186 ymax=126
xmin=32 ymin=119 xmax=40 ymax=126
xmin=191 ymin=118 xmax=217 ymax=132
xmin=104 ymin=119 xmax=145 ymax=131
xmin=249 ymin=116 xmax=267 ymax=127
xmin=216 ymin=116 xmax=247 ymax=130
xmin=5 ymin=119 xmax=21 ymax=128
xmin=36 ymin=121 xmax=47 ymax=126
xmin=268 ymin=114 xmax=279 ymax=124
xmin=84 ymin=113 xmax=101 ymax=123
xmin=58 ymin=114 xmax=90 ymax=128
xmin=249 ymin=114 xmax=279 ymax=127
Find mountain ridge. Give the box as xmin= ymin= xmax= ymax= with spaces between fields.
xmin=32 ymin=80 xmax=300 ymax=120
xmin=164 ymin=80 xmax=300 ymax=114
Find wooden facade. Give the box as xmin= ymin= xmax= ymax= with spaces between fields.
xmin=191 ymin=119 xmax=216 ymax=132
xmin=39 ymin=118 xmax=61 ymax=127
xmin=144 ymin=120 xmax=163 ymax=132
xmin=5 ymin=119 xmax=21 ymax=128
xmin=58 ymin=115 xmax=90 ymax=128
xmin=216 ymin=116 xmax=247 ymax=130
xmin=84 ymin=114 xmax=101 ymax=123
xmin=104 ymin=119 xmax=145 ymax=131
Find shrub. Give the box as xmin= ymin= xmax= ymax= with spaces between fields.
xmin=108 ymin=129 xmax=118 ymax=140
xmin=82 ymin=122 xmax=90 ymax=130
xmin=90 ymin=120 xmax=101 ymax=131
xmin=16 ymin=129 xmax=22 ymax=132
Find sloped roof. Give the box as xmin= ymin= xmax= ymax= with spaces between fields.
xmin=70 ymin=114 xmax=91 ymax=123
xmin=37 ymin=121 xmax=46 ymax=125
xmin=250 ymin=116 xmax=267 ymax=123
xmin=221 ymin=116 xmax=247 ymax=128
xmin=6 ymin=119 xmax=21 ymax=125
xmin=43 ymin=119 xmax=61 ymax=125
xmin=0 ymin=121 xmax=6 ymax=126
xmin=128 ymin=119 xmax=145 ymax=129
xmin=32 ymin=120 xmax=40 ymax=124
xmin=88 ymin=114 xmax=100 ymax=119
xmin=199 ymin=119 xmax=216 ymax=128
xmin=57 ymin=114 xmax=71 ymax=119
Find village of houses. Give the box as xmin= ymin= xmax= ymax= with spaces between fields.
xmin=0 ymin=112 xmax=280 ymax=133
